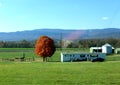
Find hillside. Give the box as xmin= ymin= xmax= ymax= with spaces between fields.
xmin=0 ymin=28 xmax=120 ymax=41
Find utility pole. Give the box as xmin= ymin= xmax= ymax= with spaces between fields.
xmin=60 ymin=32 xmax=62 ymax=51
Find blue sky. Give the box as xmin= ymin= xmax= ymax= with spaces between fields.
xmin=0 ymin=0 xmax=120 ymax=32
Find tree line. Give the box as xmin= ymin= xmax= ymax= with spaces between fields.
xmin=0 ymin=38 xmax=120 ymax=48
xmin=57 ymin=38 xmax=120 ymax=48
xmin=0 ymin=40 xmax=35 ymax=48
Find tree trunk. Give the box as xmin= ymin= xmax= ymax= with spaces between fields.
xmin=43 ymin=57 xmax=45 ymax=62
xmin=43 ymin=57 xmax=48 ymax=62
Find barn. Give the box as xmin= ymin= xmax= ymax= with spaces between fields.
xmin=102 ymin=43 xmax=114 ymax=54
xmin=90 ymin=43 xmax=114 ymax=54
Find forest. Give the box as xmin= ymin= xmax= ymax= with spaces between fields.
xmin=0 ymin=38 xmax=120 ymax=48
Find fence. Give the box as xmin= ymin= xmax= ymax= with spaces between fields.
xmin=1 ymin=57 xmax=35 ymax=62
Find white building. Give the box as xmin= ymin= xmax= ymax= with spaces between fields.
xmin=115 ymin=48 xmax=120 ymax=54
xmin=61 ymin=53 xmax=106 ymax=62
xmin=90 ymin=43 xmax=114 ymax=54
xmin=102 ymin=43 xmax=114 ymax=54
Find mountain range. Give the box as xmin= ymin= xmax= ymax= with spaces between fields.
xmin=0 ymin=28 xmax=120 ymax=41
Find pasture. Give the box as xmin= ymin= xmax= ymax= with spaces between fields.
xmin=0 ymin=48 xmax=120 ymax=62
xmin=0 ymin=62 xmax=120 ymax=85
xmin=0 ymin=48 xmax=120 ymax=85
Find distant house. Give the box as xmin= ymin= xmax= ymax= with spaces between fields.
xmin=115 ymin=48 xmax=120 ymax=54
xmin=90 ymin=43 xmax=114 ymax=54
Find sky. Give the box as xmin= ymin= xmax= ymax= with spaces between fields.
xmin=0 ymin=0 xmax=120 ymax=32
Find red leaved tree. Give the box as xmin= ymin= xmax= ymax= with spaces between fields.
xmin=35 ymin=36 xmax=56 ymax=62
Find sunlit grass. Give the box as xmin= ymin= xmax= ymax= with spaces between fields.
xmin=0 ymin=62 xmax=120 ymax=85
xmin=0 ymin=48 xmax=120 ymax=84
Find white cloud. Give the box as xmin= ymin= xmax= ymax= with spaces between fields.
xmin=102 ymin=17 xmax=109 ymax=20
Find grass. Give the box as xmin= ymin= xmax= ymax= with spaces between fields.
xmin=0 ymin=61 xmax=120 ymax=85
xmin=0 ymin=48 xmax=120 ymax=85
xmin=106 ymin=54 xmax=120 ymax=61
xmin=0 ymin=48 xmax=120 ymax=62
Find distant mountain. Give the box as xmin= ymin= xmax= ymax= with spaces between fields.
xmin=0 ymin=28 xmax=120 ymax=41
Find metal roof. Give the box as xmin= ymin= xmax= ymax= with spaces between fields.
xmin=90 ymin=47 xmax=102 ymax=49
xmin=102 ymin=43 xmax=112 ymax=47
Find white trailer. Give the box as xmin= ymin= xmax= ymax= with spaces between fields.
xmin=61 ymin=53 xmax=106 ymax=62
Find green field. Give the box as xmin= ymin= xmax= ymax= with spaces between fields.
xmin=0 ymin=48 xmax=120 ymax=85
xmin=0 ymin=48 xmax=120 ymax=62
xmin=0 ymin=48 xmax=60 ymax=62
xmin=0 ymin=62 xmax=120 ymax=85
